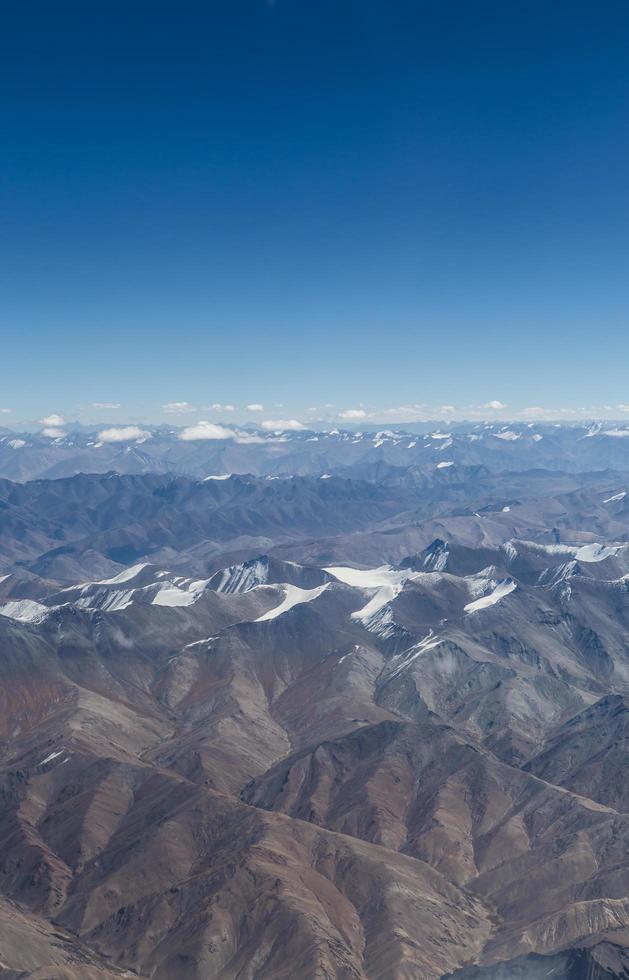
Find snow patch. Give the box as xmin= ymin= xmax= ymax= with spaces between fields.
xmin=603 ymin=491 xmax=626 ymax=504
xmin=76 ymin=589 xmax=135 ymax=612
xmin=387 ymin=631 xmax=444 ymax=679
xmin=0 ymin=599 xmax=51 ymax=623
xmin=39 ymin=749 xmax=64 ymax=766
xmin=575 ymin=543 xmax=621 ymax=563
xmin=96 ymin=563 xmax=150 ymax=586
xmin=214 ymin=558 xmax=269 ymax=594
xmin=464 ymin=579 xmax=516 ymax=613
xmin=151 ymin=586 xmax=201 ymax=607
xmin=324 ymin=565 xmax=412 ymax=621
xmin=255 ymin=583 xmax=330 ymax=622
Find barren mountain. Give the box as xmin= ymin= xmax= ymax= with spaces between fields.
xmin=1 ymin=450 xmax=629 ymax=977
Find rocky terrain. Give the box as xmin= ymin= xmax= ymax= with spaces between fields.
xmin=1 ymin=439 xmax=629 ymax=977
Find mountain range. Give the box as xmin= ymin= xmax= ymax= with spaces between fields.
xmin=1 ymin=433 xmax=629 ymax=977
xmin=3 ymin=421 xmax=629 ymax=483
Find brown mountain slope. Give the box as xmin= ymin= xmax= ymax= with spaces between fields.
xmin=3 ymin=524 xmax=629 ymax=976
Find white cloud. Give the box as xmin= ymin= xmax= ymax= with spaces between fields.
xmin=246 ymin=403 xmax=264 ymax=412
xmin=41 ymin=427 xmax=65 ymax=438
xmin=339 ymin=408 xmax=367 ymax=420
xmin=163 ymin=401 xmax=196 ymax=414
xmin=483 ymin=400 xmax=506 ymax=410
xmin=617 ymin=405 xmax=629 ymax=413
xmin=0 ymin=407 xmax=12 ymax=414
xmin=92 ymin=402 xmax=120 ymax=409
xmin=210 ymin=403 xmax=236 ymax=412
xmin=439 ymin=405 xmax=456 ymax=414
xmin=377 ymin=404 xmax=429 ymax=422
xmin=178 ymin=421 xmax=264 ymax=443
xmin=97 ymin=426 xmax=151 ymax=443
xmin=261 ymin=419 xmax=304 ymax=431
xmin=40 ymin=413 xmax=65 ymax=427
xmin=179 ymin=421 xmax=236 ymax=441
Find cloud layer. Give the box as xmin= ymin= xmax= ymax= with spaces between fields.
xmin=179 ymin=421 xmax=236 ymax=441
xmin=163 ymin=402 xmax=196 ymax=414
xmin=40 ymin=414 xmax=65 ymax=427
xmin=97 ymin=426 xmax=150 ymax=443
xmin=339 ymin=408 xmax=367 ymax=420
xmin=261 ymin=419 xmax=304 ymax=431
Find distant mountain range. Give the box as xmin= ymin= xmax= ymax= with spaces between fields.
xmin=3 ymin=420 xmax=629 ymax=482
xmin=1 ymin=434 xmax=629 ymax=977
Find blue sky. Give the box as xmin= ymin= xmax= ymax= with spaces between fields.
xmin=2 ymin=0 xmax=629 ymax=425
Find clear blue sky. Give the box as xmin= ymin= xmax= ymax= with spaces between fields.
xmin=2 ymin=0 xmax=629 ymax=424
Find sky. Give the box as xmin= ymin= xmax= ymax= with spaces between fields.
xmin=1 ymin=0 xmax=629 ymax=426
